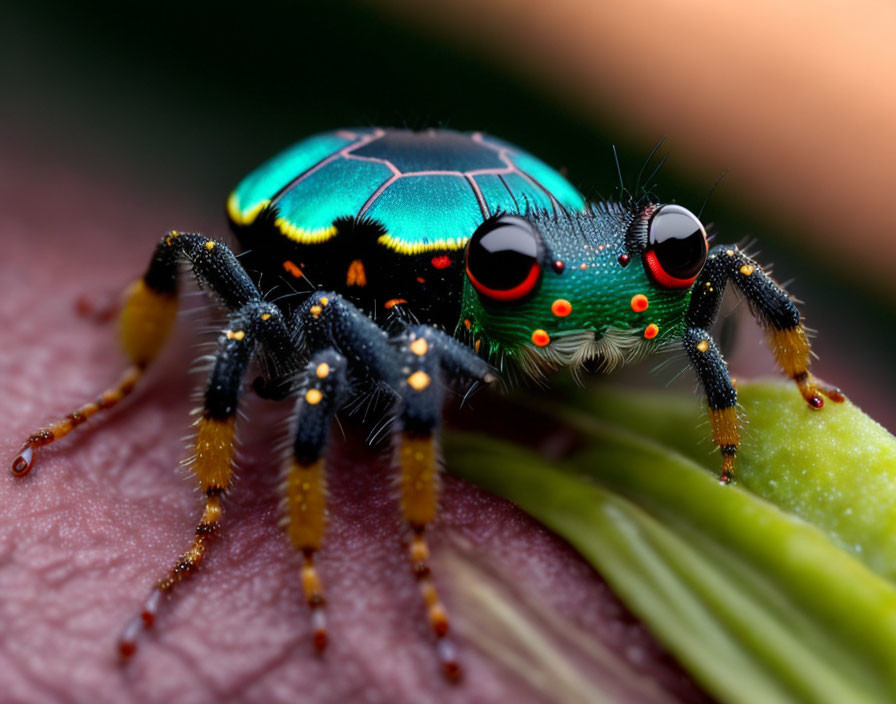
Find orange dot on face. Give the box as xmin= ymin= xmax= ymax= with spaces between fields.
xmin=531 ymin=329 xmax=551 ymax=347
xmin=551 ymin=299 xmax=573 ymax=317
xmin=644 ymin=323 xmax=659 ymax=339
xmin=631 ymin=294 xmax=649 ymax=312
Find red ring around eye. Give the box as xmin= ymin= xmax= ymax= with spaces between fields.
xmin=643 ymin=250 xmax=699 ymax=289
xmin=466 ymin=261 xmax=541 ymax=301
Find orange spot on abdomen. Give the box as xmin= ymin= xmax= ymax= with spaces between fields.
xmin=283 ymin=260 xmax=304 ymax=278
xmin=346 ymin=259 xmax=367 ymax=286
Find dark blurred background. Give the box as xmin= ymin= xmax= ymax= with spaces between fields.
xmin=2 ymin=0 xmax=893 ymax=430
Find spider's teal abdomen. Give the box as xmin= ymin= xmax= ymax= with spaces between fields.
xmin=227 ymin=128 xmax=586 ymax=327
xmin=228 ymin=127 xmax=585 ymax=250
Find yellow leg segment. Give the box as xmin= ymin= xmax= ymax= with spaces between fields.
xmin=399 ymin=432 xmax=460 ymax=679
xmin=160 ymin=416 xmax=235 ymax=586
xmin=767 ymin=326 xmax=845 ymax=408
xmin=12 ymin=278 xmax=177 ymax=477
xmin=282 ymin=459 xmax=329 ymax=651
xmin=708 ymin=406 xmax=741 ymax=484
xmin=118 ymin=279 xmax=178 ymax=369
xmin=400 ymin=434 xmax=439 ymax=527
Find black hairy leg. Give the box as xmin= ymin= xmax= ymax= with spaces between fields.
xmin=685 ymin=243 xmax=845 ymax=482
xmin=288 ymin=291 xmax=494 ymax=678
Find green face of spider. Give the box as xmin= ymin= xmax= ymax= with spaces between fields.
xmin=459 ymin=204 xmax=709 ymax=374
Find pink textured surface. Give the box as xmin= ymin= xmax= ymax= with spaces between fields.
xmin=0 ymin=141 xmax=710 ymax=703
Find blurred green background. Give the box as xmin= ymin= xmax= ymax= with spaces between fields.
xmin=2 ymin=0 xmax=892 ymax=430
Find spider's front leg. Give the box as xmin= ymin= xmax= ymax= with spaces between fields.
xmin=683 ymin=328 xmax=739 ymax=484
xmin=286 ymin=292 xmax=493 ymax=679
xmin=685 ymin=244 xmax=845 ymax=483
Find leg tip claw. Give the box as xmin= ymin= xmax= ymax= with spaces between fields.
xmin=118 ymin=639 xmax=137 ymax=660
xmin=310 ymin=606 xmax=328 ymax=653
xmin=118 ymin=614 xmax=144 ymax=660
xmin=442 ymin=660 xmax=462 ymax=681
xmin=437 ymin=638 xmax=461 ymax=682
xmin=824 ymin=387 xmax=846 ymax=404
xmin=11 ymin=445 xmax=35 ymax=477
xmin=797 ymin=374 xmax=846 ymax=409
xmin=312 ymin=629 xmax=328 ymax=653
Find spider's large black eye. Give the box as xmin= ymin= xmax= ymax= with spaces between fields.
xmin=465 ymin=215 xmax=541 ymax=301
xmin=643 ymin=205 xmax=708 ymax=288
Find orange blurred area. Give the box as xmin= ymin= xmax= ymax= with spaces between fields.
xmin=376 ymin=0 xmax=896 ymax=303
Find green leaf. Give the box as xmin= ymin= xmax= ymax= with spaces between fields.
xmin=444 ymin=381 xmax=896 ymax=704
xmin=565 ymin=382 xmax=896 ymax=580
